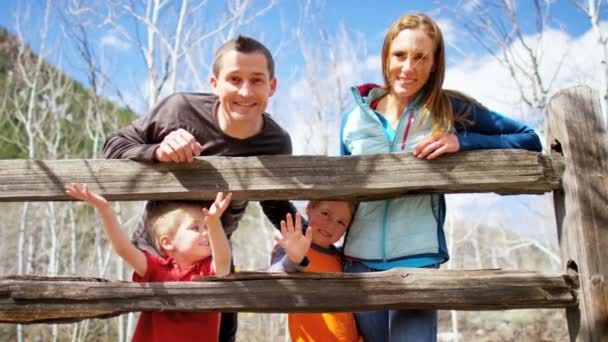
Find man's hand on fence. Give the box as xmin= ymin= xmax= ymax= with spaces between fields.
xmin=154 ymin=128 xmax=203 ymax=163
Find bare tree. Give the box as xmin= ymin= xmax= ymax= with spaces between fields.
xmin=288 ymin=1 xmax=370 ymax=155
xmin=437 ymin=0 xmax=569 ymax=129
xmin=9 ymin=1 xmax=72 ymax=340
xmin=66 ymin=0 xmax=279 ymax=111
xmin=570 ymin=0 xmax=608 ymax=128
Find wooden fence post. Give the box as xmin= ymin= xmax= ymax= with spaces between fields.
xmin=545 ymin=86 xmax=608 ymax=341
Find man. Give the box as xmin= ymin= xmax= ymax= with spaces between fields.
xmin=103 ymin=35 xmax=298 ymax=342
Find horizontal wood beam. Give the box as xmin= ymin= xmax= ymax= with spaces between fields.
xmin=0 ymin=150 xmax=563 ymax=202
xmin=0 ymin=269 xmax=578 ymax=324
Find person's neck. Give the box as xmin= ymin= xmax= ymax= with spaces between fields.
xmin=377 ymin=93 xmax=413 ymax=128
xmin=216 ymin=104 xmax=264 ymax=139
xmin=168 ymin=252 xmax=199 ymax=272
xmin=312 ymin=241 xmax=333 ymax=250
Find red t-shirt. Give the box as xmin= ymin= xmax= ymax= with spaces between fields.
xmin=132 ymin=252 xmax=219 ymax=342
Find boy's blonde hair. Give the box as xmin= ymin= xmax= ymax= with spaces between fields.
xmin=308 ymin=200 xmax=358 ymax=222
xmin=143 ymin=201 xmax=203 ymax=254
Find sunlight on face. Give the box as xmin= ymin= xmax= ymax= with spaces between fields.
xmin=210 ymin=50 xmax=277 ymax=126
xmin=307 ymin=201 xmax=354 ymax=248
xmin=388 ymin=28 xmax=435 ymax=102
xmin=167 ymin=207 xmax=211 ymax=262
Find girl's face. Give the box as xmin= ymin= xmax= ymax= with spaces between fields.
xmin=387 ymin=28 xmax=435 ymax=103
xmin=306 ymin=201 xmax=353 ymax=248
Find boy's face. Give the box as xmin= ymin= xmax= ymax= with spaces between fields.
xmin=306 ymin=201 xmax=353 ymax=248
xmin=210 ymin=50 xmax=277 ymax=126
xmin=162 ymin=207 xmax=211 ymax=262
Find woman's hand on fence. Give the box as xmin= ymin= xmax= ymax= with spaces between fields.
xmin=275 ymin=213 xmax=312 ymax=265
xmin=413 ymin=132 xmax=460 ymax=160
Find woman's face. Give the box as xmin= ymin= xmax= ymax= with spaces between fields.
xmin=387 ymin=28 xmax=435 ymax=103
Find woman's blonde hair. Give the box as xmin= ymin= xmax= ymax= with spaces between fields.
xmin=382 ymin=13 xmax=474 ymax=134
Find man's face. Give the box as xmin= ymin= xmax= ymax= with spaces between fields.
xmin=210 ymin=50 xmax=277 ymax=126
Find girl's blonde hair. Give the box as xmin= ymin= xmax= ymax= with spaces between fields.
xmin=381 ymin=13 xmax=475 ymax=134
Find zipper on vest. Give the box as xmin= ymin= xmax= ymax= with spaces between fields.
xmin=384 ymin=102 xmax=416 ymax=260
xmin=400 ymin=109 xmax=415 ymax=150
xmin=390 ymin=103 xmax=416 ymax=152
xmin=381 ymin=199 xmax=391 ymax=261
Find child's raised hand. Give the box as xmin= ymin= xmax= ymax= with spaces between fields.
xmin=275 ymin=212 xmax=312 ymax=265
xmin=202 ymin=192 xmax=232 ymax=222
xmin=65 ymin=183 xmax=108 ymax=208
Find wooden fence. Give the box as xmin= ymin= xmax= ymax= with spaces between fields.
xmin=0 ymin=86 xmax=606 ymax=340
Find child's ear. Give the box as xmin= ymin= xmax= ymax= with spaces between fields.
xmin=305 ymin=201 xmax=313 ymax=217
xmin=159 ymin=235 xmax=174 ymax=252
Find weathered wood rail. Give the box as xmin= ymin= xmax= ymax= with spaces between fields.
xmin=546 ymin=86 xmax=608 ymax=341
xmin=0 ymin=269 xmax=578 ymax=324
xmin=0 ymin=86 xmax=606 ymax=341
xmin=0 ymin=150 xmax=562 ymax=202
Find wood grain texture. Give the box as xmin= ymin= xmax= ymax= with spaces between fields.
xmin=545 ymin=86 xmax=608 ymax=341
xmin=0 ymin=270 xmax=577 ymax=324
xmin=0 ymin=150 xmax=563 ymax=202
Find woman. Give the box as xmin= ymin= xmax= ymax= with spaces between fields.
xmin=340 ymin=13 xmax=542 ymax=342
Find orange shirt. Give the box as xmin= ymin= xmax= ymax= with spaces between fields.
xmin=288 ymin=246 xmax=362 ymax=342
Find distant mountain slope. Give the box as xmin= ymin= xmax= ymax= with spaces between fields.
xmin=0 ymin=27 xmax=135 ymax=159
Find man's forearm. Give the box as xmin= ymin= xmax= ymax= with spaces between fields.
xmin=260 ymin=200 xmax=305 ymax=230
xmin=102 ymin=133 xmax=159 ymax=161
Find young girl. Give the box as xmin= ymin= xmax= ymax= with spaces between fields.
xmin=270 ymin=201 xmax=362 ymax=342
xmin=339 ymin=13 xmax=542 ymax=342
xmin=65 ymin=183 xmax=232 ymax=342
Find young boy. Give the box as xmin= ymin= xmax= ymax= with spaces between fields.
xmin=65 ymin=183 xmax=232 ymax=342
xmin=270 ymin=201 xmax=362 ymax=342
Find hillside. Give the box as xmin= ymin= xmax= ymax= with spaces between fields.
xmin=0 ymin=27 xmax=135 ymax=159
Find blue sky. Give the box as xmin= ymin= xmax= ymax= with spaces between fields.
xmin=0 ymin=0 xmax=594 ymax=113
xmin=0 ymin=1 xmax=436 ymax=98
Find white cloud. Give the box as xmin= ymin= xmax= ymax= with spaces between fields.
xmin=444 ymin=25 xmax=602 ymax=123
xmin=364 ymin=55 xmax=380 ymax=74
xmin=462 ymin=0 xmax=483 ymax=13
xmin=101 ymin=34 xmax=130 ymax=51
xmin=435 ymin=17 xmax=461 ymax=55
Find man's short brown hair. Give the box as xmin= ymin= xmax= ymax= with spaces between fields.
xmin=212 ymin=35 xmax=275 ymax=79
